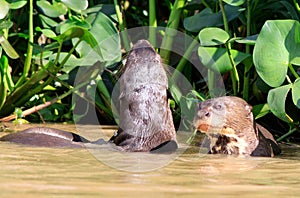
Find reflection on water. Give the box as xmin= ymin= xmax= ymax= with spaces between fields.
xmin=0 ymin=124 xmax=300 ymax=197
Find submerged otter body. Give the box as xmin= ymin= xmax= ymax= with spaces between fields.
xmin=193 ymin=96 xmax=281 ymax=157
xmin=0 ymin=40 xmax=177 ymax=153
xmin=0 ymin=127 xmax=89 ymax=148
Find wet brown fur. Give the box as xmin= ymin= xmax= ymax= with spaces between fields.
xmin=194 ymin=96 xmax=280 ymax=157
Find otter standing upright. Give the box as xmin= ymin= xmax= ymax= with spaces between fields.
xmin=109 ymin=40 xmax=177 ymax=152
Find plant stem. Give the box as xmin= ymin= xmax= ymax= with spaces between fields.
xmin=113 ymin=0 xmax=130 ymax=51
xmin=242 ymin=0 xmax=252 ymax=101
xmin=149 ymin=0 xmax=157 ymax=46
xmin=172 ymin=37 xmax=199 ymax=81
xmin=277 ymin=128 xmax=296 ymax=142
xmin=208 ymin=69 xmax=215 ymax=97
xmin=160 ymin=0 xmax=186 ymax=64
xmin=219 ymin=0 xmax=239 ymax=95
xmin=201 ymin=0 xmax=210 ymax=9
xmin=15 ymin=0 xmax=33 ymax=87
xmin=288 ymin=63 xmax=300 ymax=79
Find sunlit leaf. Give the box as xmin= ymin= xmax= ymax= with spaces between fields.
xmin=198 ymin=47 xmax=250 ymax=73
xmin=0 ymin=36 xmax=19 ymax=59
xmin=267 ymin=84 xmax=292 ymax=122
xmin=61 ymin=0 xmax=88 ymax=12
xmin=9 ymin=0 xmax=27 ymax=9
xmin=0 ymin=0 xmax=10 ymax=19
xmin=37 ymin=0 xmax=67 ymax=18
xmin=199 ymin=27 xmax=230 ymax=46
xmin=253 ymin=20 xmax=300 ymax=87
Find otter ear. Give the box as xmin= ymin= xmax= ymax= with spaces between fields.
xmin=245 ymin=104 xmax=253 ymax=121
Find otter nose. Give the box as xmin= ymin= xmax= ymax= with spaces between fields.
xmin=196 ymin=103 xmax=211 ymax=119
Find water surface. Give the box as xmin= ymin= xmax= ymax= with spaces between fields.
xmin=0 ymin=124 xmax=299 ymax=197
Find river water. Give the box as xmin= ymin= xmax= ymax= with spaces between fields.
xmin=0 ymin=124 xmax=300 ymax=197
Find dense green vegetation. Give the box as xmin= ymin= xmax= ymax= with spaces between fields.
xmin=0 ymin=0 xmax=299 ymax=142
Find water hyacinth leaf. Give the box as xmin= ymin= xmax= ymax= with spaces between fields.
xmin=9 ymin=0 xmax=27 ymax=9
xmin=253 ymin=20 xmax=300 ymax=87
xmin=292 ymin=78 xmax=300 ymax=108
xmin=61 ymin=0 xmax=88 ymax=12
xmin=184 ymin=5 xmax=243 ymax=32
xmin=54 ymin=27 xmax=101 ymax=58
xmin=37 ymin=0 xmax=67 ymax=18
xmin=0 ymin=0 xmax=10 ymax=19
xmin=223 ymin=0 xmax=245 ymax=6
xmin=267 ymin=84 xmax=292 ymax=122
xmin=74 ymin=12 xmax=120 ymax=64
xmin=198 ymin=47 xmax=250 ymax=73
xmin=199 ymin=27 xmax=230 ymax=46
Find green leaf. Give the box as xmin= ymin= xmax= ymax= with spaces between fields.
xmin=199 ymin=27 xmax=230 ymax=46
xmin=9 ymin=0 xmax=27 ymax=9
xmin=35 ymin=27 xmax=57 ymax=38
xmin=73 ymin=12 xmax=120 ymax=64
xmin=292 ymin=78 xmax=300 ymax=108
xmin=267 ymin=84 xmax=292 ymax=122
xmin=184 ymin=5 xmax=243 ymax=32
xmin=0 ymin=35 xmax=19 ymax=59
xmin=37 ymin=0 xmax=68 ymax=18
xmin=252 ymin=103 xmax=270 ymax=119
xmin=0 ymin=0 xmax=10 ymax=19
xmin=253 ymin=20 xmax=300 ymax=87
xmin=235 ymin=34 xmax=258 ymax=45
xmin=39 ymin=14 xmax=58 ymax=28
xmin=0 ymin=20 xmax=13 ymax=29
xmin=223 ymin=0 xmax=245 ymax=6
xmin=61 ymin=0 xmax=88 ymax=12
xmin=198 ymin=47 xmax=250 ymax=73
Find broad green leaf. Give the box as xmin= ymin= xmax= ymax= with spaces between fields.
xmin=61 ymin=0 xmax=88 ymax=12
xmin=9 ymin=0 xmax=27 ymax=9
xmin=37 ymin=0 xmax=67 ymax=18
xmin=223 ymin=0 xmax=245 ymax=6
xmin=292 ymin=78 xmax=300 ymax=108
xmin=0 ymin=0 xmax=10 ymax=19
xmin=184 ymin=5 xmax=243 ymax=32
xmin=253 ymin=20 xmax=300 ymax=87
xmin=199 ymin=27 xmax=230 ymax=46
xmin=267 ymin=84 xmax=292 ymax=122
xmin=74 ymin=12 xmax=120 ymax=64
xmin=198 ymin=47 xmax=250 ymax=73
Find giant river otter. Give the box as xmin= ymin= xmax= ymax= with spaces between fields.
xmin=193 ymin=96 xmax=281 ymax=157
xmin=0 ymin=40 xmax=178 ymax=153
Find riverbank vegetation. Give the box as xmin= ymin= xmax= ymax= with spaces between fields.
xmin=0 ymin=0 xmax=299 ymax=142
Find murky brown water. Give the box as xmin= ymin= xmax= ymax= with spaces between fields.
xmin=0 ymin=124 xmax=300 ymax=197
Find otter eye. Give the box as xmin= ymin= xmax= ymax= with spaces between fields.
xmin=214 ymin=104 xmax=222 ymax=110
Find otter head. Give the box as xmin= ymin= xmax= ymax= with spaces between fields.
xmin=193 ymin=96 xmax=259 ymax=155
